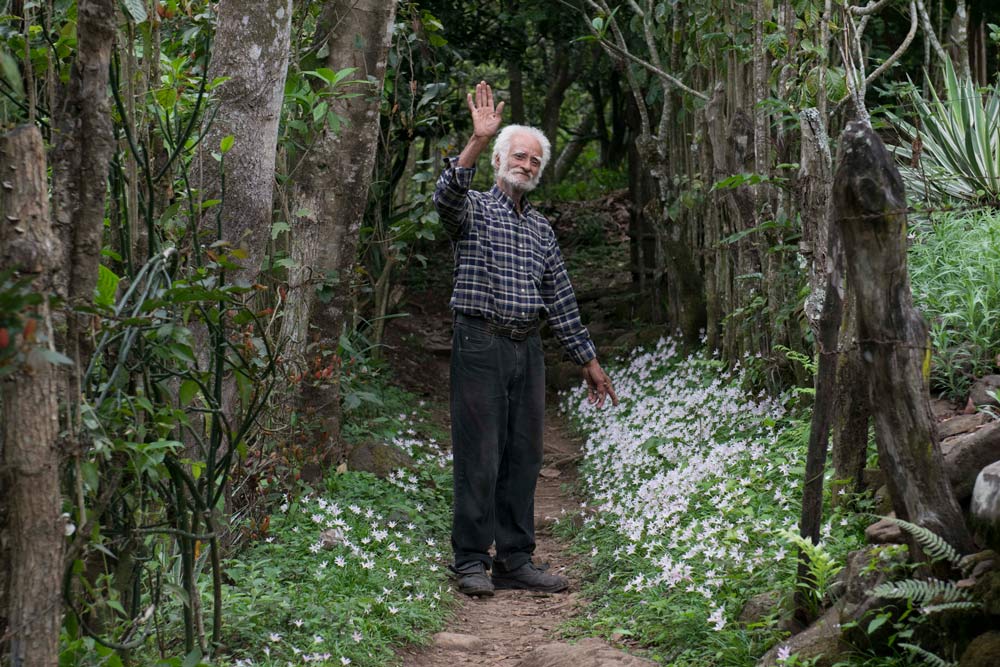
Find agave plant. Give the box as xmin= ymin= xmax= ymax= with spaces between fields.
xmin=888 ymin=57 xmax=1000 ymax=205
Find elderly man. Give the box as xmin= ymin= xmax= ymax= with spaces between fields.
xmin=433 ymin=81 xmax=618 ymax=596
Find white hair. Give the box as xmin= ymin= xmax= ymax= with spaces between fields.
xmin=491 ymin=125 xmax=551 ymax=174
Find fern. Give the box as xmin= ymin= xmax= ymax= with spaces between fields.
xmin=872 ymin=578 xmax=972 ymax=606
xmin=899 ymin=642 xmax=957 ymax=667
xmin=884 ymin=516 xmax=962 ymax=565
xmin=920 ymin=601 xmax=982 ymax=615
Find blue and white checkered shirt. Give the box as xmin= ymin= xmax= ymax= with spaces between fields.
xmin=433 ymin=159 xmax=597 ymax=366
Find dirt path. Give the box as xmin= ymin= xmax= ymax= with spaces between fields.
xmin=398 ymin=412 xmax=587 ymax=667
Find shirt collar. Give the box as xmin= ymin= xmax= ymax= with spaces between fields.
xmin=489 ymin=184 xmax=532 ymax=215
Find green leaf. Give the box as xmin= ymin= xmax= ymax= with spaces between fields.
xmin=867 ymin=613 xmax=889 ymax=635
xmin=179 ymin=379 xmax=200 ymax=407
xmin=220 ymin=135 xmax=234 ymax=154
xmin=95 ymin=265 xmax=120 ymax=308
xmin=591 ymin=16 xmax=604 ymax=31
xmin=120 ymin=0 xmax=148 ymax=23
xmin=0 ymin=48 xmax=24 ymax=97
xmin=270 ymin=221 xmax=290 ymax=240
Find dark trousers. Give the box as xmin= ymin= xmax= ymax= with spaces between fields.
xmin=450 ymin=318 xmax=545 ymax=573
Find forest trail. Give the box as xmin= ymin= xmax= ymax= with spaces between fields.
xmin=397 ymin=413 xmax=589 ymax=667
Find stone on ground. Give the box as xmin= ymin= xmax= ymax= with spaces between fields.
xmin=942 ymin=421 xmax=1000 ymax=500
xmin=969 ymin=375 xmax=1000 ymax=408
xmin=960 ymin=631 xmax=1000 ymax=667
xmin=432 ymin=632 xmax=485 ymax=651
xmin=513 ymin=639 xmax=656 ymax=667
xmin=347 ymin=441 xmax=416 ymax=478
xmin=972 ymin=462 xmax=1000 ymax=551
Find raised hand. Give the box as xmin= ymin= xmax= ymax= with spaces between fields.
xmin=467 ymin=81 xmax=505 ymax=140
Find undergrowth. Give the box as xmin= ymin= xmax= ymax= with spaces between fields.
xmin=133 ymin=381 xmax=456 ymax=667
xmin=557 ymin=338 xmax=869 ymax=666
xmin=908 ymin=208 xmax=1000 ymax=401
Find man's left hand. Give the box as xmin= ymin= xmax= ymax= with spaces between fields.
xmin=582 ymin=359 xmax=619 ymax=408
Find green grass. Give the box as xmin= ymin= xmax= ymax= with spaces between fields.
xmin=908 ymin=208 xmax=1000 ymax=400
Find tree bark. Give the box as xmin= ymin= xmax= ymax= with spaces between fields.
xmin=834 ymin=120 xmax=974 ymax=554
xmin=281 ymin=0 xmax=397 ymax=463
xmin=540 ymin=47 xmax=578 ymax=158
xmin=195 ymin=0 xmax=293 ymax=288
xmin=0 ymin=124 xmax=63 ymax=667
xmin=50 ymin=0 xmax=116 ymax=353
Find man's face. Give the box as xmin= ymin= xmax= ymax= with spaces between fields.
xmin=496 ymin=133 xmax=543 ymax=194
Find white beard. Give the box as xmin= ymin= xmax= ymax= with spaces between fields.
xmin=497 ymin=157 xmax=540 ymax=193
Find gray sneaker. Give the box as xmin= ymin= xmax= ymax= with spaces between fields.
xmin=492 ymin=562 xmax=569 ymax=593
xmin=450 ymin=562 xmax=495 ymax=597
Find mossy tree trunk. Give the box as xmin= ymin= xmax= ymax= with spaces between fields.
xmin=834 ymin=120 xmax=975 ymax=554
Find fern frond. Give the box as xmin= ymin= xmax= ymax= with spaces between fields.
xmin=885 ymin=516 xmax=962 ymax=565
xmin=899 ymin=642 xmax=957 ymax=667
xmin=871 ymin=578 xmax=972 ymax=606
xmin=920 ymin=601 xmax=982 ymax=615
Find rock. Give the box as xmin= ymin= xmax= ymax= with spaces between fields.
xmin=755 ymin=606 xmax=848 ymax=667
xmin=931 ymin=398 xmax=959 ymax=420
xmin=865 ymin=518 xmax=905 ymax=546
xmin=942 ymin=421 xmax=1000 ymax=501
xmin=539 ymin=466 xmax=562 ymax=479
xmin=513 ymin=639 xmax=657 ymax=667
xmin=840 ymin=546 xmax=908 ymax=604
xmin=971 ymin=461 xmax=1000 ymax=551
xmin=973 ymin=570 xmax=1000 ymax=615
xmin=319 ymin=528 xmax=346 ymax=549
xmin=937 ymin=412 xmax=989 ymax=439
xmin=738 ymin=591 xmax=783 ymax=625
xmin=346 ymin=441 xmax=416 ymax=478
xmin=432 ymin=632 xmax=485 ymax=651
xmin=969 ymin=375 xmax=1000 ymax=408
xmin=959 ymin=631 xmax=1000 ymax=667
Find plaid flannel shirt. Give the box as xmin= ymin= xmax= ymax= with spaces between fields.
xmin=433 ymin=159 xmax=596 ymax=366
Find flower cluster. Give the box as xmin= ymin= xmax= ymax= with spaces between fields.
xmin=561 ymin=337 xmax=806 ymax=634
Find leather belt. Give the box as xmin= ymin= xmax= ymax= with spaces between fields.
xmin=455 ymin=313 xmax=539 ymax=341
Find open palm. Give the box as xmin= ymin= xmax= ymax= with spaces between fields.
xmin=468 ymin=81 xmax=505 ymax=139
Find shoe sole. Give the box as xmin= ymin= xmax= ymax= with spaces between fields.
xmin=491 ymin=578 xmax=569 ymax=593
xmin=458 ymin=584 xmax=495 ymax=597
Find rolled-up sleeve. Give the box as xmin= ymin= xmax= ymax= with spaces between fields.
xmin=433 ymin=158 xmax=476 ymax=238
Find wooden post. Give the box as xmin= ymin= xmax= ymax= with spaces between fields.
xmin=833 ymin=120 xmax=975 ymax=554
xmin=0 ymin=125 xmax=63 ymax=667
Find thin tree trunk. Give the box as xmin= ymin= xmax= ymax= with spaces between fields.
xmin=281 ymin=0 xmax=397 ymax=464
xmin=834 ymin=120 xmax=974 ymax=554
xmin=50 ymin=0 xmax=116 ymax=359
xmin=540 ymin=47 xmax=577 ymax=158
xmin=195 ymin=0 xmax=293 ymax=289
xmin=553 ymin=110 xmax=595 ymax=182
xmin=1 ymin=124 xmax=63 ymax=667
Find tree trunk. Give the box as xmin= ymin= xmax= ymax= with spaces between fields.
xmin=552 ymin=110 xmax=594 ymax=182
xmin=50 ymin=0 xmax=116 ymax=357
xmin=0 ymin=124 xmax=63 ymax=667
xmin=947 ymin=0 xmax=970 ymax=80
xmin=195 ymin=0 xmax=293 ymax=288
xmin=540 ymin=47 xmax=577 ymax=158
xmin=834 ymin=120 xmax=975 ymax=554
xmin=281 ymin=0 xmax=397 ymax=463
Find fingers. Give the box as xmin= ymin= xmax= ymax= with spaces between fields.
xmin=494 ymin=100 xmax=505 ymax=118
xmin=466 ymin=91 xmax=476 ymax=114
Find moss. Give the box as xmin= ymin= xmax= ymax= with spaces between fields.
xmin=959 ymin=631 xmax=1000 ymax=667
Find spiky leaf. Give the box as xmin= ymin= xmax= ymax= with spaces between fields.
xmin=121 ymin=0 xmax=147 ymax=23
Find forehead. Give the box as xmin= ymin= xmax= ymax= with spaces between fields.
xmin=507 ymin=132 xmax=543 ymax=157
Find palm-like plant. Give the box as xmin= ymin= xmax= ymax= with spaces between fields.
xmin=889 ymin=57 xmax=1000 ymax=205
